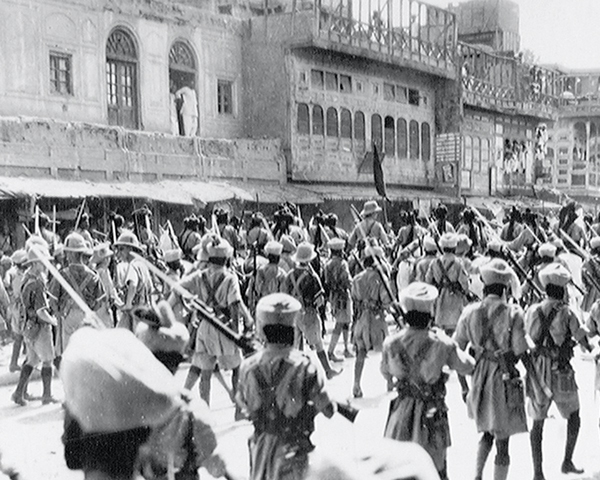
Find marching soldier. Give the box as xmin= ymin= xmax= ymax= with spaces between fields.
xmin=114 ymin=231 xmax=153 ymax=332
xmin=351 ymin=245 xmax=393 ymax=398
xmin=500 ymin=207 xmax=523 ymax=242
xmin=323 ymin=238 xmax=353 ymax=362
xmin=246 ymin=213 xmax=273 ymax=254
xmin=454 ymin=259 xmax=529 ymax=480
xmin=49 ymin=232 xmax=105 ymax=364
xmin=236 ymin=293 xmax=336 ymax=480
xmin=246 ymin=240 xmax=286 ymax=313
xmin=381 ymin=282 xmax=474 ymax=479
xmin=134 ymin=302 xmax=227 ymax=480
xmin=12 ymin=245 xmax=58 ymax=406
xmin=323 ymin=213 xmax=348 ymax=243
xmin=74 ymin=212 xmax=94 ymax=247
xmin=429 ymin=204 xmax=455 ymax=239
xmin=283 ymin=242 xmax=340 ymax=379
xmin=412 ymin=236 xmax=438 ymax=283
xmin=169 ymin=237 xmax=252 ymax=411
xmin=525 ymin=263 xmax=592 ymax=480
xmin=90 ymin=242 xmax=121 ymax=328
xmin=425 ymin=233 xmax=470 ymax=335
xmin=6 ymin=250 xmax=27 ymax=373
xmin=557 ymin=201 xmax=586 ymax=249
xmin=348 ymin=200 xmax=389 ymax=250
xmin=279 ymin=235 xmax=296 ymax=273
xmin=179 ymin=215 xmax=204 ymax=262
xmin=457 ymin=208 xmax=485 ymax=256
xmin=215 ymin=208 xmax=242 ymax=254
xmin=581 ymin=236 xmax=600 ymax=311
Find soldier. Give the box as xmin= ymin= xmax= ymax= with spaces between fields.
xmin=525 ymin=263 xmax=592 ymax=479
xmin=49 ymin=232 xmax=106 ymax=364
xmin=558 ymin=202 xmax=586 ymax=246
xmin=581 ymin=236 xmax=600 ymax=311
xmin=279 ymin=235 xmax=296 ymax=273
xmin=348 ymin=200 xmax=389 ymax=250
xmin=236 ymin=293 xmax=336 ymax=480
xmin=246 ymin=240 xmax=286 ymax=312
xmin=381 ymin=282 xmax=474 ymax=479
xmin=169 ymin=237 xmax=252 ymax=410
xmin=74 ymin=212 xmax=94 ymax=247
xmin=38 ymin=213 xmax=61 ymax=253
xmin=179 ymin=215 xmax=205 ymax=262
xmin=454 ymin=259 xmax=530 ymax=480
xmin=351 ymin=245 xmax=393 ymax=398
xmin=60 ymin=327 xmax=184 ymax=480
xmin=215 ymin=208 xmax=241 ymax=255
xmin=90 ymin=242 xmax=121 ymax=328
xmin=133 ymin=302 xmax=227 ymax=480
xmin=428 ymin=204 xmax=455 ymax=240
xmin=6 ymin=249 xmax=27 ymax=373
xmin=246 ymin=213 xmax=273 ymax=254
xmin=412 ymin=236 xmax=438 ymax=283
xmin=501 ymin=207 xmax=523 ymax=242
xmin=162 ymin=248 xmax=185 ymax=298
xmin=425 ymin=233 xmax=470 ymax=335
xmin=114 ymin=231 xmax=153 ymax=332
xmin=11 ymin=245 xmax=58 ymax=406
xmin=283 ymin=242 xmax=341 ymax=379
xmin=323 ymin=213 xmax=348 ymax=243
xmin=323 ymin=238 xmax=353 ymax=362
xmin=457 ymin=208 xmax=485 ymax=255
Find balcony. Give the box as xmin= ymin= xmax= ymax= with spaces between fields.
xmin=259 ymin=0 xmax=458 ymax=79
xmin=459 ymin=42 xmax=560 ymax=119
xmin=559 ymin=97 xmax=600 ymax=118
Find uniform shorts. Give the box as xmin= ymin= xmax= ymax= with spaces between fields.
xmin=191 ymin=352 xmax=241 ymax=371
xmin=25 ymin=324 xmax=54 ymax=366
xmin=528 ymin=373 xmax=580 ymax=421
xmin=295 ymin=308 xmax=323 ymax=351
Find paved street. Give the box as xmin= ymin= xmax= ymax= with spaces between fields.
xmin=2 ymin=337 xmax=600 ymax=480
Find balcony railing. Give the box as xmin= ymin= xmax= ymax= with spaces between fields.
xmin=308 ymin=0 xmax=457 ymax=77
xmin=458 ymin=42 xmax=560 ymax=116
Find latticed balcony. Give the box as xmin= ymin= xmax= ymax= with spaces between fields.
xmin=267 ymin=0 xmax=457 ymax=79
xmin=459 ymin=42 xmax=560 ymax=119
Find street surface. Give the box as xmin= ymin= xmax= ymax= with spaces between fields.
xmin=2 ymin=330 xmax=600 ymax=480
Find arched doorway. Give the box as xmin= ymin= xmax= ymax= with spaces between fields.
xmin=106 ymin=28 xmax=139 ymax=129
xmin=169 ymin=41 xmax=197 ymax=136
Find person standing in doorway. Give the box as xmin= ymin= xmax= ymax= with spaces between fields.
xmin=176 ymin=83 xmax=198 ymax=137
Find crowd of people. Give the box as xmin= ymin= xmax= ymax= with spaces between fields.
xmin=3 ymin=196 xmax=600 ymax=480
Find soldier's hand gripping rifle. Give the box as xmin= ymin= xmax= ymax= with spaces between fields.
xmin=131 ymin=252 xmax=359 ymax=423
xmin=349 ymin=206 xmax=405 ymax=326
xmin=471 ymin=207 xmax=543 ymax=300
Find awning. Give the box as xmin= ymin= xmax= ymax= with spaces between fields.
xmin=0 ymin=177 xmax=253 ymax=206
xmin=297 ymin=183 xmax=456 ymax=203
xmin=225 ymin=181 xmax=324 ymax=204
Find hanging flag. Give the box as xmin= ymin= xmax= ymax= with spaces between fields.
xmin=373 ymin=142 xmax=388 ymax=199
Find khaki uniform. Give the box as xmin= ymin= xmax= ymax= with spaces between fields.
xmin=454 ymin=296 xmax=529 ymax=438
xmin=381 ymin=327 xmax=474 ymax=471
xmin=323 ymin=256 xmax=352 ymax=325
xmin=236 ymin=345 xmax=334 ymax=480
xmin=351 ymin=267 xmax=391 ymax=351
xmin=20 ymin=270 xmax=54 ymax=365
xmin=525 ymin=299 xmax=587 ymax=420
xmin=49 ymin=263 xmax=105 ymax=355
xmin=180 ymin=264 xmax=244 ymax=370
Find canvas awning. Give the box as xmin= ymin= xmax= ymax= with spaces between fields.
xmin=0 ymin=177 xmax=254 ymax=206
xmin=298 ymin=183 xmax=456 ymax=203
xmin=225 ymin=181 xmax=324 ymax=204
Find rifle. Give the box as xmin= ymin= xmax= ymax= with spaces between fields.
xmin=131 ymin=252 xmax=358 ymax=423
xmin=74 ymin=198 xmax=87 ymax=231
xmin=559 ymin=228 xmax=600 ymax=296
xmin=349 ymin=206 xmax=405 ymax=325
xmin=470 ymin=207 xmax=543 ymax=300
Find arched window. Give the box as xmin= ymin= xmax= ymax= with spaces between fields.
xmin=371 ymin=114 xmax=383 ymax=150
xmin=354 ymin=111 xmax=365 ymax=142
xmin=397 ymin=118 xmax=407 ymax=159
xmin=326 ymin=107 xmax=339 ymax=137
xmin=106 ymin=28 xmax=139 ymax=129
xmin=312 ymin=105 xmax=324 ymax=135
xmin=340 ymin=108 xmax=352 ymax=138
xmin=464 ymin=136 xmax=472 ymax=169
xmin=169 ymin=41 xmax=197 ymax=135
xmin=297 ymin=103 xmax=310 ymax=134
xmin=384 ymin=116 xmax=395 ymax=157
xmin=474 ymin=137 xmax=481 ymax=172
xmin=409 ymin=120 xmax=419 ymax=159
xmin=421 ymin=122 xmax=431 ymax=161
